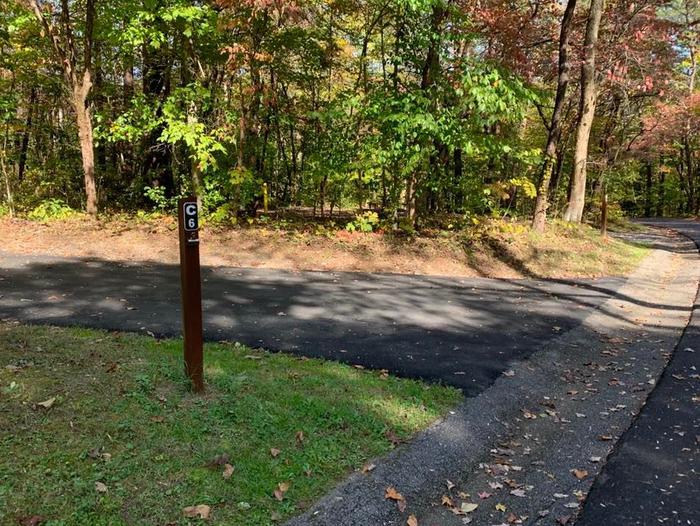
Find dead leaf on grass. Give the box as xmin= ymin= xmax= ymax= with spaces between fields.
xmin=183 ymin=505 xmax=211 ymax=519
xmin=223 ymin=464 xmax=234 ymax=479
xmin=35 ymin=397 xmax=56 ymax=409
xmin=210 ymin=453 xmax=230 ymax=466
xmin=95 ymin=482 xmax=108 ymax=493
xmin=385 ymin=430 xmax=402 ymax=446
xmin=19 ymin=515 xmax=45 ymax=526
xmin=270 ymin=448 xmax=281 ymax=458
xmin=274 ymin=482 xmax=290 ymax=501
xmin=295 ymin=431 xmax=305 ymax=446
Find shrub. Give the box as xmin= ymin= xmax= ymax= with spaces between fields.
xmin=27 ymin=199 xmax=78 ymax=221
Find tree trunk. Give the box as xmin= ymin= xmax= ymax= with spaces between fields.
xmin=644 ymin=161 xmax=653 ymax=217
xmin=532 ymin=0 xmax=578 ymax=232
xmin=73 ymin=86 xmax=98 ymax=216
xmin=563 ymin=0 xmax=604 ymax=223
xmin=657 ymin=170 xmax=665 ymax=217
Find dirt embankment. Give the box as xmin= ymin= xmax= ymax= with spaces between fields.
xmin=0 ymin=216 xmax=649 ymax=279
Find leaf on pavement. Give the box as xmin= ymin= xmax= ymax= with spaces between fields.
xmin=385 ymin=486 xmax=404 ymax=502
xmin=510 ymin=489 xmax=526 ymax=497
xmin=183 ymin=505 xmax=211 ymax=519
xmin=556 ymin=515 xmax=571 ymax=525
xmin=495 ymin=503 xmax=507 ymax=512
xmin=407 ymin=515 xmax=418 ymax=526
xmin=478 ymin=491 xmax=491 ymax=499
xmin=459 ymin=502 xmax=478 ymax=513
xmin=362 ymin=462 xmax=376 ymax=474
xmin=441 ymin=495 xmax=454 ymax=507
xmin=572 ymin=469 xmax=588 ymax=480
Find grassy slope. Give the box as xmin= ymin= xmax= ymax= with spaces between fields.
xmin=0 ymin=324 xmax=460 ymax=525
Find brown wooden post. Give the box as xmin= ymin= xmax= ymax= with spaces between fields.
xmin=178 ymin=197 xmax=204 ymax=392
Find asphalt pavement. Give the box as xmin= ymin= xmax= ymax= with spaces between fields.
xmin=576 ymin=219 xmax=700 ymax=526
xmin=0 ymin=249 xmax=628 ymax=395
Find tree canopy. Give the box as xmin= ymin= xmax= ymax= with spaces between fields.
xmin=1 ymin=0 xmax=698 ymax=227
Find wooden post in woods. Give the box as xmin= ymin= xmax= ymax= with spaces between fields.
xmin=178 ymin=197 xmax=204 ymax=393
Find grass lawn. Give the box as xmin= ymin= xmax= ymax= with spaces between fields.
xmin=0 ymin=323 xmax=461 ymax=525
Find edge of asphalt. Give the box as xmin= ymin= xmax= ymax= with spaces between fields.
xmin=284 ymin=229 xmax=700 ymax=526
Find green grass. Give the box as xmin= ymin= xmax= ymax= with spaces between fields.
xmin=0 ymin=324 xmax=461 ymax=525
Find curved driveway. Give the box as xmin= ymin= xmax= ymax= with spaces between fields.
xmin=0 ymin=249 xmax=633 ymax=396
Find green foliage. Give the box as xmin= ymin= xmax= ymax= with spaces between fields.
xmin=27 ymin=199 xmax=79 ymax=221
xmin=346 ymin=211 xmax=380 ymax=233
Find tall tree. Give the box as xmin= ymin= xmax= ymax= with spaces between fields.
xmin=564 ymin=0 xmax=605 ymax=223
xmin=21 ymin=0 xmax=98 ymax=215
xmin=532 ymin=0 xmax=578 ymax=232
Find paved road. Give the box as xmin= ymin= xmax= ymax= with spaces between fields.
xmin=577 ymin=219 xmax=700 ymax=526
xmin=0 ymin=249 xmax=635 ymax=395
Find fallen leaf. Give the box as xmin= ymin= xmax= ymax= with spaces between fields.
xmin=446 ymin=479 xmax=456 ymax=490
xmin=223 ymin=463 xmax=234 ymax=480
xmin=478 ymin=491 xmax=491 ymax=499
xmin=19 ymin=516 xmax=45 ymax=526
xmin=36 ymin=397 xmax=56 ymax=409
xmin=460 ymin=502 xmax=478 ymax=513
xmin=589 ymin=456 xmax=602 ymax=463
xmin=274 ymin=482 xmax=289 ymax=501
xmin=270 ymin=448 xmax=281 ymax=458
xmin=572 ymin=469 xmax=588 ymax=480
xmin=441 ymin=495 xmax=454 ymax=507
xmin=210 ymin=453 xmax=230 ymax=466
xmin=183 ymin=504 xmax=211 ymax=519
xmin=599 ymin=435 xmax=614 ymax=441
xmin=503 ymin=370 xmax=515 ymax=377
xmin=95 ymin=482 xmax=108 ymax=493
xmin=397 ymin=499 xmax=407 ymax=513
xmin=362 ymin=462 xmax=376 ymax=474
xmin=489 ymin=482 xmax=504 ymax=490
xmin=495 ymin=503 xmax=507 ymax=512
xmin=295 ymin=431 xmax=305 ymax=446
xmin=385 ymin=486 xmax=404 ymax=502
xmin=510 ymin=489 xmax=526 ymax=497
xmin=407 ymin=515 xmax=418 ymax=526
xmin=506 ymin=512 xmax=518 ymax=524
xmin=385 ymin=430 xmax=402 ymax=446
xmin=557 ymin=515 xmax=571 ymax=524
xmin=150 ymin=416 xmax=165 ymax=423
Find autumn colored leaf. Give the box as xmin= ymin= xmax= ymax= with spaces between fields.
xmin=183 ymin=505 xmax=211 ymax=519
xmin=274 ymin=482 xmax=290 ymax=501
xmin=441 ymin=495 xmax=453 ymax=507
xmin=495 ymin=503 xmax=507 ymax=512
xmin=385 ymin=486 xmax=404 ymax=502
xmin=19 ymin=516 xmax=45 ymax=526
xmin=362 ymin=462 xmax=376 ymax=474
xmin=407 ymin=515 xmax=418 ymax=526
xmin=572 ymin=469 xmax=588 ymax=480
